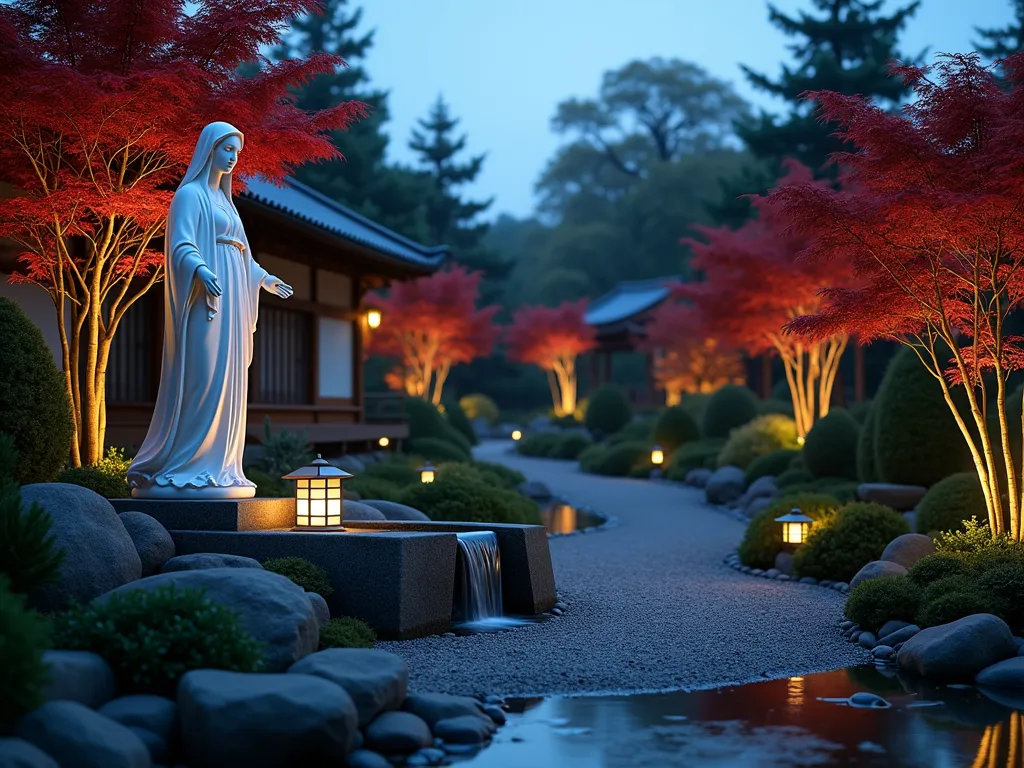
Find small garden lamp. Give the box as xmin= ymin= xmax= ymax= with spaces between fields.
xmin=650 ymin=445 xmax=664 ymax=467
xmin=775 ymin=508 xmax=814 ymax=546
xmin=419 ymin=462 xmax=437 ymax=484
xmin=511 ymin=429 xmax=523 ymax=441
xmin=282 ymin=455 xmax=352 ymax=530
xmin=378 ymin=436 xmax=390 ymax=448
xmin=365 ymin=307 xmax=382 ymax=330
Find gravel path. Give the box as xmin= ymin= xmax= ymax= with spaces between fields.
xmin=378 ymin=441 xmax=867 ymax=697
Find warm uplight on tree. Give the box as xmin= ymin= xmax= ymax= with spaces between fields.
xmin=775 ymin=509 xmax=813 ymax=545
xmin=651 ymin=446 xmax=665 ymax=466
xmin=378 ymin=437 xmax=390 ymax=447
xmin=512 ymin=430 xmax=523 ymax=441
xmin=419 ymin=463 xmax=436 ymax=484
xmin=282 ymin=455 xmax=352 ymax=530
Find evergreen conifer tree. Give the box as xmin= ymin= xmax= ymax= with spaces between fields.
xmin=973 ymin=1 xmax=1024 ymax=60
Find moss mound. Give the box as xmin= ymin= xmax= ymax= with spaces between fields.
xmin=915 ymin=472 xmax=986 ymax=535
xmin=844 ymin=576 xmax=921 ymax=633
xmin=793 ymin=502 xmax=909 ymax=583
xmin=651 ymin=406 xmax=701 ymax=454
xmin=803 ymin=409 xmax=859 ymax=480
xmin=716 ymin=414 xmax=800 ymax=470
xmin=702 ymin=385 xmax=758 ymax=439
xmin=584 ymin=385 xmax=632 ymax=437
xmin=745 ymin=449 xmax=801 ymax=486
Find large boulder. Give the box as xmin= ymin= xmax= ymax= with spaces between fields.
xmin=160 ymin=553 xmax=262 ymax=573
xmin=433 ymin=715 xmax=497 ymax=744
xmin=343 ymin=501 xmax=387 ymax=522
xmin=178 ymin=670 xmax=357 ymax=767
xmin=98 ymin=695 xmax=178 ymax=765
xmin=881 ymin=533 xmax=936 ymax=568
xmin=20 ymin=483 xmax=141 ymax=612
xmin=738 ymin=475 xmax=778 ymax=508
xmin=897 ymin=614 xmax=1017 ymax=680
xmin=684 ymin=469 xmax=713 ymax=488
xmin=857 ymin=483 xmax=927 ymax=511
xmin=705 ymin=467 xmax=746 ymax=506
xmin=41 ymin=651 xmax=116 ymax=709
xmin=0 ymin=738 xmax=59 ymax=768
xmin=98 ymin=567 xmax=318 ymax=671
xmin=402 ymin=693 xmax=490 ymax=729
xmin=364 ymin=712 xmax=432 ymax=754
xmin=976 ymin=657 xmax=1024 ymax=689
xmin=288 ymin=649 xmax=408 ymax=727
xmin=16 ymin=701 xmax=150 ymax=768
xmin=849 ymin=560 xmax=909 ymax=590
xmin=359 ymin=500 xmax=430 ymax=522
xmin=118 ymin=511 xmax=175 ymax=577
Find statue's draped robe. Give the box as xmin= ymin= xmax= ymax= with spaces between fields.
xmin=128 ymin=182 xmax=268 ymax=492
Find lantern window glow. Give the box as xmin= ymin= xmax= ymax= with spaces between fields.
xmin=651 ymin=445 xmax=664 ymax=466
xmin=511 ymin=430 xmax=522 ymax=441
xmin=774 ymin=508 xmax=814 ymax=545
xmin=419 ymin=462 xmax=437 ymax=484
xmin=282 ymin=455 xmax=352 ymax=530
xmin=366 ymin=308 xmax=382 ymax=329
xmin=378 ymin=436 xmax=390 ymax=447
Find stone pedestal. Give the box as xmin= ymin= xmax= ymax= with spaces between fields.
xmin=110 ymin=497 xmax=294 ymax=532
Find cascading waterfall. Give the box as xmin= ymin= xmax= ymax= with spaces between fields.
xmin=454 ymin=531 xmax=504 ymax=626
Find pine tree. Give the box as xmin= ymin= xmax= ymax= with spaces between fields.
xmin=973 ymin=1 xmax=1024 ymax=60
xmin=709 ymin=0 xmax=921 ymax=226
xmin=408 ymin=96 xmax=511 ymax=300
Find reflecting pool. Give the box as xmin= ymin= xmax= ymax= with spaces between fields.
xmin=460 ymin=666 xmax=1024 ymax=767
xmin=538 ymin=501 xmax=606 ymax=535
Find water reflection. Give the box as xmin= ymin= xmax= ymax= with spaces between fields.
xmin=460 ymin=667 xmax=1024 ymax=767
xmin=538 ymin=501 xmax=605 ymax=534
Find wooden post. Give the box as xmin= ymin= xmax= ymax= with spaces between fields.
xmin=761 ymin=355 xmax=772 ymax=399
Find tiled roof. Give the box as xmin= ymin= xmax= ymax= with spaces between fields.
xmin=240 ymin=176 xmax=448 ymax=269
xmin=585 ymin=277 xmax=679 ymax=327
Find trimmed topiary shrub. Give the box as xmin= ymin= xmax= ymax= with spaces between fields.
xmin=856 ymin=403 xmax=880 ymax=482
xmin=408 ymin=436 xmax=471 ymax=464
xmin=745 ymin=449 xmax=801 ymax=486
xmin=607 ymin=419 xmax=654 ymax=445
xmin=0 ymin=575 xmax=50 ymax=730
xmin=584 ymin=385 xmax=632 ymax=437
xmin=469 ymin=461 xmax=526 ymax=490
xmin=802 ymin=409 xmax=859 ymax=480
xmin=737 ymin=493 xmax=842 ymax=569
xmin=666 ymin=438 xmax=727 ymax=480
xmin=776 ymin=466 xmax=814 ymax=489
xmin=793 ymin=502 xmax=910 ymax=582
xmin=844 ymin=575 xmax=921 ymax=633
xmin=580 ymin=441 xmax=649 ymax=477
xmin=918 ymin=590 xmax=1005 ymax=628
xmin=915 ymin=472 xmax=986 ymax=535
xmin=781 ymin=477 xmax=860 ymax=504
xmin=444 ymin=400 xmax=479 ymax=447
xmin=459 ymin=393 xmax=499 ymax=425
xmin=262 ymin=557 xmax=334 ymax=598
xmin=55 ymin=445 xmax=132 ymax=498
xmin=404 ymin=398 xmax=471 ymax=454
xmin=678 ymin=393 xmax=713 ymax=424
xmin=550 ymin=432 xmax=592 ymax=460
xmin=515 ymin=432 xmax=562 ymax=458
xmin=320 ymin=617 xmax=376 ymax=649
xmin=346 ymin=476 xmax=403 ymax=502
xmin=872 ymin=346 xmax=972 ymax=487
xmin=702 ymin=384 xmax=758 ymax=439
xmin=0 ymin=298 xmax=74 ymax=485
xmin=398 ymin=472 xmax=540 ymax=525
xmin=974 ymin=562 xmax=1024 ymax=631
xmin=651 ymin=406 xmax=700 ymax=454
xmin=53 ymin=584 xmax=264 ymax=696
xmin=362 ymin=460 xmax=422 ymax=488
xmin=907 ymin=553 xmax=971 ymax=586
xmin=757 ymin=398 xmax=795 ymax=417
xmin=716 ymin=414 xmax=800 ymax=470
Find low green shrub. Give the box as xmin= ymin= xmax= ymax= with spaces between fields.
xmin=0 ymin=575 xmax=50 ymax=730
xmin=53 ymin=584 xmax=264 ymax=696
xmin=244 ymin=468 xmax=291 ymax=498
xmin=444 ymin=400 xmax=479 ymax=447
xmin=320 ymin=617 xmax=376 ymax=649
xmin=915 ymin=473 xmax=985 ymax=535
xmin=716 ymin=414 xmax=800 ymax=470
xmin=737 ymin=493 xmax=842 ymax=569
xmin=856 ymin=404 xmax=880 ymax=482
xmin=802 ymin=409 xmax=859 ymax=480
xmin=918 ymin=590 xmax=1004 ymax=628
xmin=584 ymin=385 xmax=633 ymax=437
xmin=346 ymin=476 xmax=403 ymax=502
xmin=405 ymin=398 xmax=472 ymax=453
xmin=56 ymin=446 xmax=132 ymax=498
xmin=459 ymin=393 xmax=500 ymax=425
xmin=975 ymin=563 xmax=1024 ymax=630
xmin=844 ymin=575 xmax=921 ymax=633
xmin=262 ymin=557 xmax=334 ymax=598
xmin=678 ymin=393 xmax=712 ymax=424
xmin=580 ymin=441 xmax=649 ymax=477
xmin=665 ymin=438 xmax=726 ymax=481
xmin=793 ymin=502 xmax=909 ymax=582
xmin=398 ymin=472 xmax=540 ymax=525
xmin=776 ymin=466 xmax=814 ymax=488
xmin=256 ymin=416 xmax=314 ymax=479
xmin=469 ymin=461 xmax=526 ymax=490
xmin=702 ymin=385 xmax=759 ymax=439
xmin=607 ymin=419 xmax=654 ymax=445
xmin=757 ymin=398 xmax=795 ymax=417
xmin=651 ymin=406 xmax=700 ymax=454
xmin=933 ymin=517 xmax=1019 ymax=556
xmin=361 ymin=460 xmax=422 ymax=488
xmin=407 ymin=437 xmax=471 ymax=464
xmin=907 ymin=553 xmax=971 ymax=586
xmin=780 ymin=476 xmax=860 ymax=503
xmin=550 ymin=432 xmax=592 ymax=460
xmin=516 ymin=432 xmax=563 ymax=458
xmin=745 ymin=449 xmax=801 ymax=486
xmin=849 ymin=399 xmax=873 ymax=424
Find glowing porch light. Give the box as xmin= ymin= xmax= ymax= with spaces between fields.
xmin=775 ymin=508 xmax=814 ymax=545
xmin=378 ymin=436 xmax=390 ymax=448
xmin=419 ymin=462 xmax=437 ymax=484
xmin=282 ymin=455 xmax=352 ymax=530
xmin=651 ymin=445 xmax=664 ymax=466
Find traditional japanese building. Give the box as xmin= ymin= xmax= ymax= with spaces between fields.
xmin=0 ymin=177 xmax=447 ymax=452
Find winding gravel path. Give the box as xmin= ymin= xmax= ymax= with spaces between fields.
xmin=378 ymin=441 xmax=867 ymax=697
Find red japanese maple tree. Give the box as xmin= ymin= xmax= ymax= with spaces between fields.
xmin=505 ymin=300 xmax=596 ymax=417
xmin=772 ymin=53 xmax=1024 ymax=539
xmin=0 ymin=0 xmax=366 ymax=466
xmin=679 ymin=160 xmax=855 ymax=437
xmin=371 ymin=266 xmax=499 ymax=405
xmin=639 ymin=301 xmax=745 ymax=405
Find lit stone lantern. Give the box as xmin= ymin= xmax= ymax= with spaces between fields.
xmin=282 ymin=455 xmax=352 ymax=530
xmin=775 ymin=508 xmax=814 ymax=546
xmin=511 ymin=430 xmax=523 ymax=441
xmin=378 ymin=436 xmax=390 ymax=448
xmin=365 ymin=307 xmax=382 ymax=329
xmin=419 ymin=462 xmax=437 ymax=484
xmin=650 ymin=445 xmax=665 ymax=467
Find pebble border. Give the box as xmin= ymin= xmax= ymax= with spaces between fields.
xmin=722 ymin=550 xmax=851 ymax=595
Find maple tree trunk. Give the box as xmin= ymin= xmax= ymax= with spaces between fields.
xmin=553 ymin=356 xmax=578 ymax=417
xmin=773 ymin=335 xmax=848 ymax=438
xmin=545 ymin=369 xmax=562 ymax=416
xmin=431 ymin=360 xmax=451 ymax=406
xmin=665 ymin=388 xmax=682 ymax=406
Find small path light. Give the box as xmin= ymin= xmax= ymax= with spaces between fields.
xmin=651 ymin=445 xmax=664 ymax=467
xmin=511 ymin=429 xmax=523 ymax=441
xmin=378 ymin=436 xmax=390 ymax=448
xmin=419 ymin=462 xmax=437 ymax=484
xmin=775 ymin=508 xmax=814 ymax=547
xmin=282 ymin=455 xmax=352 ymax=530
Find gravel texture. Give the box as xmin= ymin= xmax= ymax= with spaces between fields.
xmin=379 ymin=441 xmax=867 ymax=697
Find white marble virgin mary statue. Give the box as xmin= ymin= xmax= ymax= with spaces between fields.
xmin=128 ymin=122 xmax=293 ymax=499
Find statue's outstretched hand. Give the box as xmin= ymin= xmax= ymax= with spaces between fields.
xmin=196 ymin=265 xmax=222 ymax=298
xmin=266 ymin=276 xmax=293 ymax=299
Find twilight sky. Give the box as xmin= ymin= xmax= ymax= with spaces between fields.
xmin=354 ymin=0 xmax=1013 ymax=220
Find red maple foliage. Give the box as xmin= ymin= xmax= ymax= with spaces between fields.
xmin=505 ymin=300 xmax=596 ymax=417
xmin=370 ymin=266 xmax=499 ymax=405
xmin=639 ymin=301 xmax=745 ymax=405
xmin=0 ymin=0 xmax=366 ymax=465
xmin=678 ymin=159 xmax=855 ymax=437
xmin=771 ymin=53 xmax=1024 ymax=539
